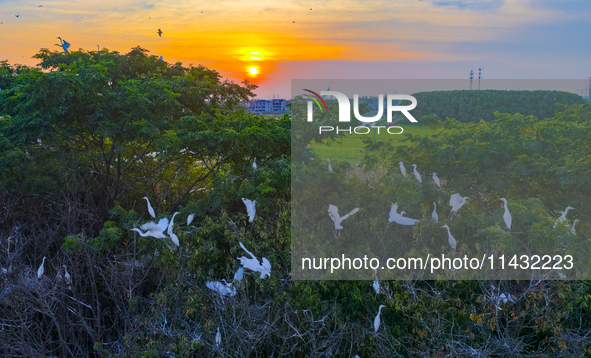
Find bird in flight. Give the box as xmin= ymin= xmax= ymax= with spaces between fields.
xmin=157 ymin=29 xmax=163 ymax=37
xmin=15 ymin=14 xmax=20 ymax=17
xmin=388 ymin=203 xmax=420 ymax=225
xmin=39 ymin=5 xmax=43 ymax=7
xmin=57 ymin=37 xmax=71 ymax=54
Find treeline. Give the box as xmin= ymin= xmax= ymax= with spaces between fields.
xmin=411 ymin=89 xmax=585 ymax=123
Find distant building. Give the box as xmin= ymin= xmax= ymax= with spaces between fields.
xmin=271 ymin=99 xmax=287 ymax=111
xmin=240 ymin=99 xmax=288 ymax=113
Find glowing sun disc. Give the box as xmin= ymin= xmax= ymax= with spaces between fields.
xmin=249 ymin=67 xmax=258 ymax=75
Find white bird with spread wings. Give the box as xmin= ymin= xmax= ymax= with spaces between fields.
xmin=388 ymin=203 xmax=420 ymax=225
xmin=327 ymin=204 xmax=359 ymax=230
xmin=241 ymin=198 xmax=256 ymax=222
xmin=237 ymin=242 xmax=271 ymax=279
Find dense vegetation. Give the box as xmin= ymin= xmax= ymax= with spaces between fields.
xmin=1 ymin=48 xmax=591 ymax=357
xmin=410 ymin=89 xmax=585 ymax=123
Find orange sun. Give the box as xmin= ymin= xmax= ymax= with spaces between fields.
xmin=249 ymin=66 xmax=258 ymax=75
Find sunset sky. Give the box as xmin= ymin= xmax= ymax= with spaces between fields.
xmin=1 ymin=0 xmax=590 ymax=98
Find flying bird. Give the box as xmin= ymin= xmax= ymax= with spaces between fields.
xmin=57 ymin=37 xmax=71 ymax=54
xmin=15 ymin=14 xmax=19 ymax=17
xmin=157 ymin=29 xmax=162 ymax=37
xmin=411 ymin=164 xmax=422 ymax=183
xmin=237 ymin=242 xmax=271 ymax=279
xmin=241 ymin=198 xmax=256 ymax=222
xmin=206 ymin=279 xmax=236 ymax=297
xmin=39 ymin=5 xmax=43 ymax=7
xmin=37 ymin=257 xmax=46 ymax=279
xmin=187 ymin=213 xmax=195 ymax=225
xmin=328 ymin=158 xmax=332 ymax=172
xmin=432 ymin=172 xmax=441 ymax=188
xmin=143 ymin=197 xmax=156 ymax=218
xmin=130 ymin=218 xmax=169 ymax=239
xmin=388 ymin=203 xmax=420 ymax=225
xmin=399 ymin=162 xmax=406 ymax=177
xmin=327 ymin=204 xmax=359 ymax=230
xmin=441 ymin=225 xmax=456 ymax=251
xmin=374 ymin=305 xmax=386 ymax=333
xmin=554 ymin=206 xmax=574 ymax=229
xmin=432 ymin=202 xmax=438 ymax=222
xmin=449 ymin=193 xmax=468 ymax=214
xmin=253 ymin=158 xmax=257 ymax=169
xmin=499 ymin=198 xmax=512 ymax=230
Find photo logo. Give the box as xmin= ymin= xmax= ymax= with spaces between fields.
xmin=305 ymin=90 xmax=418 ymax=123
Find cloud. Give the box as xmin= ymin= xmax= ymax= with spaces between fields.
xmin=432 ymin=0 xmax=504 ymax=11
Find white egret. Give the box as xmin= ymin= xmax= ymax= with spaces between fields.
xmin=57 ymin=37 xmax=70 ymax=54
xmin=37 ymin=257 xmax=46 ymax=279
xmin=143 ymin=196 xmax=156 ymax=218
xmin=432 ymin=202 xmax=438 ymax=223
xmin=241 ymin=198 xmax=256 ymax=222
xmin=432 ymin=172 xmax=441 ymax=188
xmin=411 ymin=164 xmax=422 ymax=183
xmin=130 ymin=218 xmax=169 ymax=239
xmin=571 ymin=219 xmax=579 ymax=235
xmin=187 ymin=213 xmax=195 ymax=225
xmin=215 ymin=327 xmax=221 ymax=347
xmin=167 ymin=212 xmax=180 ymax=246
xmin=372 ymin=269 xmax=380 ymax=294
xmin=449 ymin=193 xmax=468 ymax=214
xmin=63 ymin=265 xmax=71 ymax=286
xmin=206 ymin=280 xmax=237 ymax=297
xmin=441 ymin=225 xmax=456 ymax=251
xmin=554 ymin=206 xmax=574 ymax=228
xmin=253 ymin=158 xmax=257 ymax=169
xmin=398 ymin=162 xmax=406 ymax=177
xmin=499 ymin=198 xmax=512 ymax=230
xmin=327 ymin=205 xmax=359 ymax=230
xmin=388 ymin=203 xmax=420 ymax=225
xmin=328 ymin=158 xmax=333 ymax=172
xmin=233 ymin=266 xmax=244 ymax=282
xmin=374 ymin=305 xmax=386 ymax=333
xmin=237 ymin=242 xmax=271 ymax=279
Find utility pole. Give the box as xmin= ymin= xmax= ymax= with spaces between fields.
xmin=469 ymin=69 xmax=474 ymax=90
xmin=478 ymin=68 xmax=483 ymax=90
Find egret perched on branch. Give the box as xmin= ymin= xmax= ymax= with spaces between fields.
xmin=241 ymin=198 xmax=256 ymax=222
xmin=37 ymin=257 xmax=46 ymax=279
xmin=253 ymin=158 xmax=257 ymax=169
xmin=388 ymin=203 xmax=419 ymax=225
xmin=399 ymin=162 xmax=406 ymax=177
xmin=441 ymin=225 xmax=456 ymax=251
xmin=432 ymin=172 xmax=441 ymax=188
xmin=411 ymin=164 xmax=422 ymax=183
xmin=143 ymin=197 xmax=156 ymax=218
xmin=167 ymin=212 xmax=180 ymax=246
xmin=237 ymin=242 xmax=271 ymax=279
xmin=499 ymin=198 xmax=512 ymax=230
xmin=328 ymin=158 xmax=332 ymax=172
xmin=449 ymin=194 xmax=468 ymax=214
xmin=206 ymin=279 xmax=237 ymax=297
xmin=372 ymin=269 xmax=380 ymax=294
xmin=215 ymin=327 xmax=221 ymax=347
xmin=432 ymin=202 xmax=438 ymax=223
xmin=554 ymin=206 xmax=574 ymax=228
xmin=130 ymin=218 xmax=169 ymax=239
xmin=63 ymin=265 xmax=71 ymax=286
xmin=187 ymin=213 xmax=195 ymax=225
xmin=571 ymin=219 xmax=579 ymax=235
xmin=374 ymin=305 xmax=386 ymax=333
xmin=233 ymin=267 xmax=244 ymax=282
xmin=327 ymin=204 xmax=359 ymax=231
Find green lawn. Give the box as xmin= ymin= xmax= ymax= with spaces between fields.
xmin=310 ymin=124 xmax=437 ymax=163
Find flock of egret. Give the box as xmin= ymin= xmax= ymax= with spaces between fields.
xmin=326 ymin=161 xmax=580 ymax=252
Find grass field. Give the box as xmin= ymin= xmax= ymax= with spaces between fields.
xmin=310 ymin=124 xmax=437 ymax=163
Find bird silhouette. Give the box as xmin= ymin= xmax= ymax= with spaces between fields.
xmin=57 ymin=37 xmax=71 ymax=54
xmin=157 ymin=29 xmax=163 ymax=37
xmin=15 ymin=14 xmax=19 ymax=18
